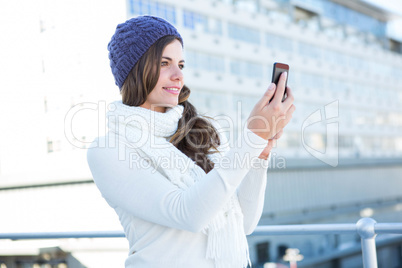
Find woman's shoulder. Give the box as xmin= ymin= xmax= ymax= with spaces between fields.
xmin=87 ymin=136 xmax=115 ymax=166
xmin=86 ymin=135 xmax=140 ymax=167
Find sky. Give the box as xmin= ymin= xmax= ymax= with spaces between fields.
xmin=362 ymin=0 xmax=402 ymax=40
xmin=363 ymin=0 xmax=402 ymax=16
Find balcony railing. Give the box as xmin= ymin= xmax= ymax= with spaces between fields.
xmin=1 ymin=218 xmax=402 ymax=268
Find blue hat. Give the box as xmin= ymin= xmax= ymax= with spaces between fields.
xmin=108 ymin=15 xmax=183 ymax=89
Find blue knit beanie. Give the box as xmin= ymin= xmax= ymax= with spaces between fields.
xmin=108 ymin=15 xmax=183 ymax=89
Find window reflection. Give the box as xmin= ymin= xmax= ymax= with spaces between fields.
xmin=128 ymin=0 xmax=176 ymax=23
xmin=230 ymin=59 xmax=263 ymax=79
xmin=266 ymin=33 xmax=293 ymax=52
xmin=228 ymin=23 xmax=260 ymax=44
xmin=185 ymin=50 xmax=225 ymax=73
xmin=183 ymin=10 xmax=222 ymax=35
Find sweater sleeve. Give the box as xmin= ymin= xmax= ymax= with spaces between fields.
xmin=237 ymin=157 xmax=269 ymax=235
xmin=87 ymin=127 xmax=267 ymax=233
xmin=211 ymin=120 xmax=269 ymax=235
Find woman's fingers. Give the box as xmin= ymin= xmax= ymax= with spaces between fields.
xmin=247 ymin=73 xmax=295 ymax=140
xmin=282 ymin=86 xmax=294 ymax=110
xmin=255 ymin=83 xmax=276 ymax=109
xmin=271 ymin=72 xmax=287 ymax=106
xmin=287 ymin=104 xmax=296 ymax=118
xmin=268 ymin=102 xmax=295 ymax=138
xmin=282 ymin=104 xmax=296 ymax=127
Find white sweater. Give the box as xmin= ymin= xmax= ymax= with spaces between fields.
xmin=87 ymin=127 xmax=269 ymax=267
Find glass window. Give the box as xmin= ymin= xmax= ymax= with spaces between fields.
xmin=234 ymin=0 xmax=258 ymax=13
xmin=189 ymin=90 xmax=208 ymax=110
xmin=128 ymin=0 xmax=176 ymax=24
xmin=230 ymin=60 xmax=241 ymax=76
xmin=320 ymin=0 xmax=386 ymax=37
xmin=324 ymin=49 xmax=347 ymax=66
xmin=183 ymin=10 xmax=206 ymax=31
xmin=287 ymin=68 xmax=297 ymax=86
xmin=265 ymin=33 xmax=293 ymax=52
xmin=328 ymin=78 xmax=349 ymax=94
xmin=47 ymin=138 xmax=62 ymax=153
xmin=210 ymin=19 xmax=223 ymax=35
xmin=297 ymin=41 xmax=321 ymax=60
xmin=191 ymin=91 xmax=230 ymax=114
xmin=246 ymin=62 xmax=263 ymax=78
xmin=228 ymin=23 xmax=260 ymax=44
xmin=182 ymin=10 xmax=222 ymax=35
xmin=349 ymin=57 xmax=368 ymax=72
xmin=230 ymin=59 xmax=263 ymax=79
xmin=299 ymin=72 xmax=323 ymax=90
xmin=185 ymin=50 xmax=225 ymax=73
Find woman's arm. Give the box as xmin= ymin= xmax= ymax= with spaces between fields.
xmin=87 ymin=129 xmax=266 ymax=233
xmin=237 ymin=131 xmax=285 ymax=234
xmin=237 ymin=157 xmax=269 ymax=235
xmin=210 ymin=120 xmax=272 ymax=235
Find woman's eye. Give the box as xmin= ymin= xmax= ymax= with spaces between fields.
xmin=179 ymin=64 xmax=185 ymax=70
xmin=161 ymin=61 xmax=168 ymax=66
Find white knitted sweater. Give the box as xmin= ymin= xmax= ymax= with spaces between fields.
xmin=87 ymin=102 xmax=269 ymax=267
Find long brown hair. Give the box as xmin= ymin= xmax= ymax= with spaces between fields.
xmin=121 ymin=35 xmax=220 ymax=173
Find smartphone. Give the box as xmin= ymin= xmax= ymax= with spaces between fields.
xmin=270 ymin=62 xmax=289 ymax=102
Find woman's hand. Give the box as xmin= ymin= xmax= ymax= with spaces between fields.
xmin=247 ymin=72 xmax=295 ymax=140
xmin=258 ymin=130 xmax=283 ymax=160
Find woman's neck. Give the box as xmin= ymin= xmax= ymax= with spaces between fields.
xmin=139 ymin=103 xmax=167 ymax=113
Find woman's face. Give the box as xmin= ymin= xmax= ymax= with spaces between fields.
xmin=140 ymin=39 xmax=185 ymax=113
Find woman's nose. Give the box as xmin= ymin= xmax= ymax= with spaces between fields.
xmin=171 ymin=66 xmax=183 ymax=81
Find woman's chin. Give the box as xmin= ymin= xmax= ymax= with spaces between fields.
xmin=165 ymin=99 xmax=179 ymax=107
xmin=150 ymin=101 xmax=179 ymax=112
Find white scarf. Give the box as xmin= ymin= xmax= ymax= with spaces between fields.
xmin=107 ymin=100 xmax=250 ymax=268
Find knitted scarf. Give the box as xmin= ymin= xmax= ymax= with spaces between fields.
xmin=107 ymin=100 xmax=250 ymax=268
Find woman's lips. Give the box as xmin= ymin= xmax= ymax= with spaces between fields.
xmin=163 ymin=87 xmax=180 ymax=95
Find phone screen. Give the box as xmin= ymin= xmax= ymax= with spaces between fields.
xmin=271 ymin=62 xmax=289 ymax=102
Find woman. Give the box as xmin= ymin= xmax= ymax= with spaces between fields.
xmin=87 ymin=15 xmax=295 ymax=268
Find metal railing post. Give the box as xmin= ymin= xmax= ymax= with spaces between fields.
xmin=357 ymin=218 xmax=378 ymax=268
